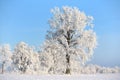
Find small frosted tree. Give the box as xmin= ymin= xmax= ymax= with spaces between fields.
xmin=47 ymin=6 xmax=97 ymax=74
xmin=0 ymin=44 xmax=12 ymax=74
xmin=40 ymin=40 xmax=66 ymax=74
xmin=12 ymin=42 xmax=40 ymax=74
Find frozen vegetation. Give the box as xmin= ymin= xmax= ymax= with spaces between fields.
xmin=0 ymin=6 xmax=120 ymax=80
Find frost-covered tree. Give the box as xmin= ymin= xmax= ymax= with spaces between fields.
xmin=47 ymin=6 xmax=97 ymax=74
xmin=12 ymin=42 xmax=40 ymax=74
xmin=39 ymin=40 xmax=66 ymax=74
xmin=0 ymin=44 xmax=12 ymax=74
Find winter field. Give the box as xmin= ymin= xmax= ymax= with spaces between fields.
xmin=0 ymin=73 xmax=120 ymax=80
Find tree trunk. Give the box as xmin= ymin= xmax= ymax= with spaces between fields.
xmin=65 ymin=54 xmax=70 ymax=74
xmin=65 ymin=30 xmax=72 ymax=74
xmin=1 ymin=62 xmax=5 ymax=74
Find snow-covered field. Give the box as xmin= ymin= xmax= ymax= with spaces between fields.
xmin=0 ymin=74 xmax=120 ymax=80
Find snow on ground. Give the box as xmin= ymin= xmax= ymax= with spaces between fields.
xmin=0 ymin=73 xmax=120 ymax=80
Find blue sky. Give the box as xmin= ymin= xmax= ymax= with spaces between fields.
xmin=0 ymin=0 xmax=120 ymax=67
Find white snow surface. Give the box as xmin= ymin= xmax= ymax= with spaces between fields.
xmin=0 ymin=73 xmax=120 ymax=80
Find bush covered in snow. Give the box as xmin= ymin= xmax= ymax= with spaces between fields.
xmin=73 ymin=64 xmax=120 ymax=74
xmin=11 ymin=42 xmax=40 ymax=74
xmin=0 ymin=42 xmax=120 ymax=75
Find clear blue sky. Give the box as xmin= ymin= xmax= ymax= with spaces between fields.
xmin=0 ymin=0 xmax=120 ymax=67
